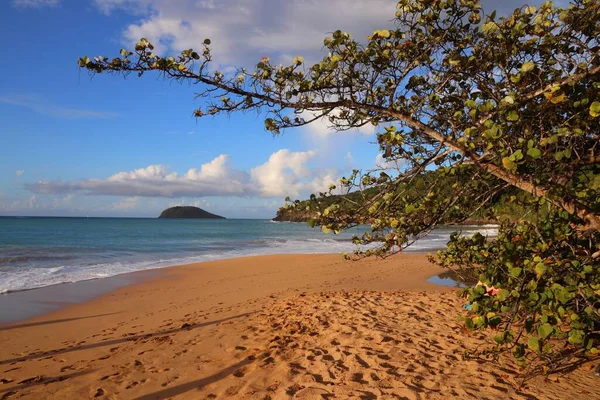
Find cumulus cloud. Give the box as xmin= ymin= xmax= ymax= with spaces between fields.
xmin=12 ymin=0 xmax=60 ymax=8
xmin=250 ymin=149 xmax=316 ymax=197
xmin=15 ymin=170 xmax=25 ymax=177
xmin=301 ymin=109 xmax=376 ymax=139
xmin=25 ymin=149 xmax=335 ymax=199
xmin=92 ymin=0 xmax=546 ymax=69
xmin=93 ymin=0 xmax=396 ymax=66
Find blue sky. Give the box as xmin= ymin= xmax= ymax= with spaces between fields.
xmin=0 ymin=0 xmax=540 ymax=218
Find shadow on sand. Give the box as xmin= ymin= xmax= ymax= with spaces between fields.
xmin=134 ymin=358 xmax=254 ymax=400
xmin=0 ymin=312 xmax=254 ymax=366
xmin=0 ymin=313 xmax=120 ymax=332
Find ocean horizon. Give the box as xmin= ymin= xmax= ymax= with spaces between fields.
xmin=0 ymin=216 xmax=498 ymax=294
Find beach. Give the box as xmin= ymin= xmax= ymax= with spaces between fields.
xmin=0 ymin=253 xmax=598 ymax=399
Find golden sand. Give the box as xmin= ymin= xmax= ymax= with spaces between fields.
xmin=0 ymin=254 xmax=597 ymax=399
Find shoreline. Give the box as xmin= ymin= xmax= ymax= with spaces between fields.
xmin=0 ymin=250 xmax=439 ymax=324
xmin=0 ymin=253 xmax=447 ymax=326
xmin=0 ymin=268 xmax=165 ymax=324
xmin=1 ymin=253 xmax=596 ymax=399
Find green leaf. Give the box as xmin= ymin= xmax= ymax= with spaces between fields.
xmin=513 ymin=344 xmax=525 ymax=358
xmin=321 ymin=225 xmax=332 ymax=234
xmin=511 ymin=150 xmax=523 ymax=161
xmin=481 ymin=21 xmax=498 ymax=34
xmin=502 ymin=157 xmax=516 ymax=171
xmin=473 ymin=316 xmax=485 ymax=328
xmin=550 ymin=93 xmax=567 ymax=104
xmin=496 ymin=289 xmax=509 ymax=301
xmin=465 ymin=318 xmax=474 ymax=331
xmin=484 ymin=125 xmax=501 ymax=139
xmin=506 ymin=110 xmax=519 ymax=121
xmin=465 ymin=99 xmax=477 ymax=109
xmin=538 ymin=324 xmax=554 ymax=339
xmin=524 ymin=5 xmax=537 ymax=14
xmin=203 ymin=38 xmax=211 ymax=45
xmin=528 ymin=337 xmax=540 ymax=352
xmin=535 ymin=262 xmax=547 ymax=278
xmin=489 ymin=315 xmax=502 ymax=327
xmin=372 ymin=29 xmax=391 ymax=38
xmin=568 ymin=329 xmax=585 ymax=345
xmin=501 ymin=96 xmax=514 ymax=105
xmin=521 ymin=62 xmax=535 ymax=72
xmin=590 ymin=101 xmax=600 ymax=118
xmin=527 ymin=147 xmax=541 ymax=159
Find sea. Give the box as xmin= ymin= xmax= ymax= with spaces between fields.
xmin=0 ymin=217 xmax=498 ymax=294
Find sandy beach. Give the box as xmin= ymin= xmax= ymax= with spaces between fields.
xmin=0 ymin=253 xmax=598 ymax=399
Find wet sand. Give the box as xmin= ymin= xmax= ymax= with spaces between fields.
xmin=0 ymin=253 xmax=597 ymax=399
xmin=0 ymin=269 xmax=163 ymax=323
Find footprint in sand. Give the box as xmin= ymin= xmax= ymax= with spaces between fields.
xmin=60 ymin=365 xmax=76 ymax=373
xmin=100 ymin=372 xmax=119 ymax=381
xmin=125 ymin=381 xmax=139 ymax=389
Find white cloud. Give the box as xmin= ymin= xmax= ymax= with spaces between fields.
xmin=25 ymin=149 xmax=335 ymax=199
xmin=15 ymin=170 xmax=25 ymax=177
xmin=111 ymin=196 xmax=139 ymax=211
xmin=0 ymin=95 xmax=119 ymax=120
xmin=0 ymin=196 xmax=39 ymax=212
xmin=92 ymin=0 xmax=536 ymax=69
xmin=301 ymin=109 xmax=377 ymax=139
xmin=250 ymin=149 xmax=316 ymax=197
xmin=183 ymin=154 xmax=238 ymax=181
xmin=12 ymin=0 xmax=60 ymax=8
xmin=93 ymin=0 xmax=397 ymax=66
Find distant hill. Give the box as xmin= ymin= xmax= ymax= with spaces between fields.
xmin=272 ymin=171 xmax=517 ymax=224
xmin=159 ymin=206 xmax=225 ymax=219
xmin=273 ymin=189 xmax=377 ymax=222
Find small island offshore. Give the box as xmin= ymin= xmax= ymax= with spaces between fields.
xmin=159 ymin=206 xmax=225 ymax=219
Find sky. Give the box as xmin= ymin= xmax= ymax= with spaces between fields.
xmin=0 ymin=0 xmax=548 ymax=218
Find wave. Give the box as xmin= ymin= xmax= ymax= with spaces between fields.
xmin=0 ymin=238 xmax=357 ymax=293
xmin=0 ymin=226 xmax=498 ymax=294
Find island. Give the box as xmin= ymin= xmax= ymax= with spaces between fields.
xmin=158 ymin=206 xmax=225 ymax=219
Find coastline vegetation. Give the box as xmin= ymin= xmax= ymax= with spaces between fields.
xmin=80 ymin=0 xmax=599 ymax=375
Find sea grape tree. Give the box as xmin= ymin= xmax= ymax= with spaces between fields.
xmin=81 ymin=0 xmax=600 ymax=370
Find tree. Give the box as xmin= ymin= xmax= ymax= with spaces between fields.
xmin=81 ymin=0 xmax=600 ymax=372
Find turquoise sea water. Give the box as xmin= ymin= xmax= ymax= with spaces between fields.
xmin=0 ymin=217 xmax=497 ymax=293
